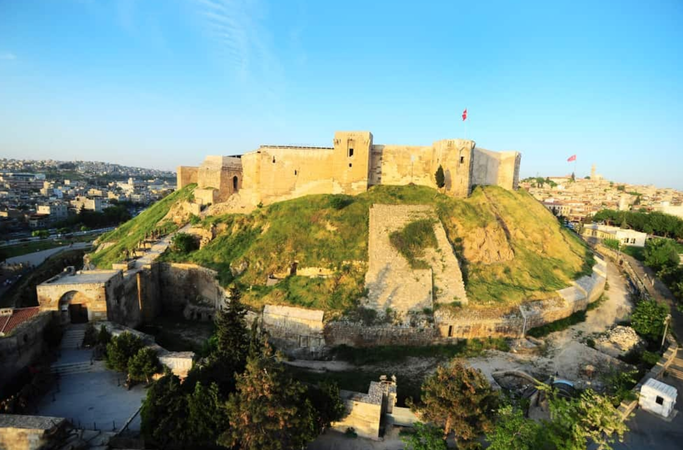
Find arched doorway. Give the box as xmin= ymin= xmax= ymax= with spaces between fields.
xmin=232 ymin=176 xmax=239 ymax=192
xmin=58 ymin=291 xmax=92 ymax=324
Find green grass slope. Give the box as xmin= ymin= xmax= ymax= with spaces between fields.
xmin=89 ymin=184 xmax=196 ymax=268
xmin=156 ymin=184 xmax=591 ymax=313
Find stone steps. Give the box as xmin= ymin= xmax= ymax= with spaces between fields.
xmin=61 ymin=328 xmax=86 ymax=349
xmin=667 ymin=359 xmax=683 ymax=380
xmin=50 ymin=360 xmax=95 ymax=375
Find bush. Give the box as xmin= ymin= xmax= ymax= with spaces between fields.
xmin=390 ymin=219 xmax=437 ymax=269
xmin=435 ymin=165 xmax=445 ymax=189
xmin=170 ymin=233 xmax=199 ymax=254
xmin=329 ymin=195 xmax=354 ymax=210
xmin=83 ymin=323 xmax=97 ymax=347
xmin=631 ymin=300 xmax=669 ymax=341
xmin=106 ymin=332 xmax=145 ymax=372
xmin=97 ymin=325 xmax=112 ymax=346
xmin=641 ymin=350 xmax=661 ymax=366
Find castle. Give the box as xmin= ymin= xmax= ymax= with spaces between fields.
xmin=177 ymin=131 xmax=522 ymax=206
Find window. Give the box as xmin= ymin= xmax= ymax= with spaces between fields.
xmin=272 ymin=156 xmax=276 ymax=163
xmin=232 ymin=176 xmax=238 ymax=191
xmin=349 ymin=163 xmax=352 ymax=168
xmin=348 ymin=148 xmax=354 ymax=157
xmin=294 ymin=170 xmax=298 ymax=176
xmin=460 ymin=156 xmax=465 ymax=164
xmin=447 ymin=325 xmax=453 ymax=338
xmin=656 ymin=396 xmax=664 ymax=405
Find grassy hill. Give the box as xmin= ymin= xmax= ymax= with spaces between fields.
xmin=89 ymin=184 xmax=196 ymax=268
xmin=93 ymin=184 xmax=592 ymax=314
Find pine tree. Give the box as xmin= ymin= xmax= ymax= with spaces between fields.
xmin=128 ymin=347 xmax=162 ymax=383
xmin=214 ymin=287 xmax=250 ymax=371
xmin=140 ymin=371 xmax=190 ymax=448
xmin=417 ymin=360 xmax=498 ymax=442
xmin=221 ymin=342 xmax=317 ymax=450
xmin=435 ymin=165 xmax=445 ymax=188
xmin=186 ymin=382 xmax=228 ymax=446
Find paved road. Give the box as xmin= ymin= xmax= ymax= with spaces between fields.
xmin=4 ymin=242 xmax=91 ymax=267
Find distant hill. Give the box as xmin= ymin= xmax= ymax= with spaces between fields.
xmin=90 ymin=184 xmax=593 ymax=313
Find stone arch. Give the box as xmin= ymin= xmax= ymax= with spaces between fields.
xmin=58 ymin=290 xmax=94 ymax=324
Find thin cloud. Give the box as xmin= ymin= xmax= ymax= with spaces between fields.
xmin=0 ymin=52 xmax=17 ymax=60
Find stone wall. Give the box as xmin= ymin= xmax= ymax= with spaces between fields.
xmin=178 ymin=131 xmax=520 ymax=207
xmin=158 ymin=263 xmax=227 ymax=313
xmin=0 ymin=312 xmax=52 ymax=393
xmin=177 ymin=166 xmax=198 ymax=189
xmin=0 ymin=415 xmax=68 ymax=450
xmin=262 ymin=305 xmax=325 ymax=353
xmin=325 ymin=322 xmax=438 ymax=347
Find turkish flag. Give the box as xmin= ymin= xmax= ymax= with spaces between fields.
xmin=567 ymin=155 xmax=576 ymax=162
xmin=462 ymin=108 xmax=467 ymax=121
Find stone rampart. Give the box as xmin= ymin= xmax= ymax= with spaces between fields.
xmin=262 ymin=305 xmax=325 ymax=353
xmin=324 ymin=322 xmax=438 ymax=347
xmin=0 ymin=312 xmax=52 ymax=392
xmin=177 ymin=166 xmax=198 ymax=189
xmin=158 ymin=263 xmax=227 ymax=313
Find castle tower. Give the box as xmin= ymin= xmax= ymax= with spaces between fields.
xmin=332 ymin=131 xmax=373 ymax=195
xmin=433 ymin=139 xmax=476 ymax=198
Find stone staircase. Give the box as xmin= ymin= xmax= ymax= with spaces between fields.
xmin=60 ymin=324 xmax=87 ymax=349
xmin=49 ymin=360 xmax=95 ymax=376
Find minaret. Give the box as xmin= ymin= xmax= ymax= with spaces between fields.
xmin=591 ymin=164 xmax=596 ymax=180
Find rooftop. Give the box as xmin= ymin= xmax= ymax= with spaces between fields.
xmin=42 ymin=269 xmax=119 ymax=286
xmin=0 ymin=414 xmax=66 ymax=430
xmin=0 ymin=307 xmax=41 ymax=336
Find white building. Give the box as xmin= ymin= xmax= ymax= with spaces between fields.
xmin=582 ymin=223 xmax=647 ymax=247
xmin=71 ymin=196 xmax=102 ymax=213
xmin=36 ymin=203 xmax=68 ymax=221
xmin=639 ymin=378 xmax=677 ymax=418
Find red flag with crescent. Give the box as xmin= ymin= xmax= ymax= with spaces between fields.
xmin=567 ymin=155 xmax=576 ymax=162
xmin=462 ymin=108 xmax=467 ymax=121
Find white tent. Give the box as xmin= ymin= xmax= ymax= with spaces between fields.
xmin=639 ymin=378 xmax=677 ymax=418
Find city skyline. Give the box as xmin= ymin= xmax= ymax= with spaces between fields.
xmin=1 ymin=0 xmax=682 ymax=189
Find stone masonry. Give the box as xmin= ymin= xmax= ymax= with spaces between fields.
xmin=177 ymin=131 xmax=522 ymax=209
xmin=364 ymin=205 xmax=467 ymax=320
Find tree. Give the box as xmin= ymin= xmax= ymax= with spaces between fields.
xmin=186 ymin=381 xmax=229 ymax=446
xmin=402 ymin=422 xmax=447 ymax=450
xmin=128 ymin=347 xmax=162 ymax=383
xmin=170 ymin=233 xmax=199 ymax=254
xmin=105 ymin=332 xmax=144 ymax=372
xmin=214 ymin=287 xmax=250 ymax=371
xmin=140 ymin=371 xmax=190 ymax=448
xmin=305 ymin=381 xmax=346 ymax=434
xmin=435 ymin=165 xmax=445 ymax=188
xmin=416 ymin=360 xmax=498 ymax=442
xmin=644 ymin=239 xmax=680 ymax=273
xmin=486 ymin=405 xmax=541 ymax=450
xmin=630 ymin=299 xmax=669 ymax=341
xmin=542 ymin=388 xmax=628 ymax=450
xmin=221 ymin=343 xmax=318 ymax=450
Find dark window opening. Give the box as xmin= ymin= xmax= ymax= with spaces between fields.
xmin=232 ymin=176 xmax=238 ymax=191
xmin=656 ymin=396 xmax=664 ymax=405
xmin=447 ymin=325 xmax=453 ymax=337
xmin=460 ymin=156 xmax=465 ymax=164
xmin=348 ymin=148 xmax=354 ymax=157
xmin=272 ymin=156 xmax=276 ymax=163
xmin=349 ymin=163 xmax=352 ymax=168
xmin=294 ymin=170 xmax=298 ymax=176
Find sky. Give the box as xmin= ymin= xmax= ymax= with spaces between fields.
xmin=0 ymin=0 xmax=682 ymax=189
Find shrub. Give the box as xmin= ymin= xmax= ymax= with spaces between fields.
xmin=329 ymin=195 xmax=354 ymax=210
xmin=390 ymin=219 xmax=437 ymax=269
xmin=435 ymin=165 xmax=445 ymax=189
xmin=83 ymin=323 xmax=97 ymax=347
xmin=106 ymin=332 xmax=145 ymax=372
xmin=97 ymin=325 xmax=112 ymax=346
xmin=170 ymin=233 xmax=199 ymax=254
xmin=641 ymin=350 xmax=661 ymax=366
xmin=630 ymin=300 xmax=669 ymax=341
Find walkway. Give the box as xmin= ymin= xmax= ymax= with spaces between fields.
xmin=4 ymin=242 xmax=91 ymax=267
xmin=36 ymin=325 xmax=146 ymax=432
xmin=130 ymin=224 xmax=190 ymax=270
xmin=621 ymin=253 xmax=683 ymax=341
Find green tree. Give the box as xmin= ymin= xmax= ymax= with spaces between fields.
xmin=140 ymin=371 xmax=190 ymax=448
xmin=542 ymin=388 xmax=628 ymax=450
xmin=402 ymin=422 xmax=447 ymax=450
xmin=305 ymin=381 xmax=346 ymax=434
xmin=186 ymin=381 xmax=229 ymax=446
xmin=97 ymin=324 xmax=112 ymax=346
xmin=630 ymin=299 xmax=669 ymax=341
xmin=221 ymin=343 xmax=317 ymax=450
xmin=214 ymin=287 xmax=250 ymax=371
xmin=105 ymin=332 xmax=144 ymax=372
xmin=128 ymin=347 xmax=162 ymax=383
xmin=416 ymin=360 xmax=498 ymax=442
xmin=486 ymin=405 xmax=541 ymax=450
xmin=435 ymin=165 xmax=445 ymax=189
xmin=170 ymin=232 xmax=199 ymax=254
xmin=644 ymin=239 xmax=680 ymax=273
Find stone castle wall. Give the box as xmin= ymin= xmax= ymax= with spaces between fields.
xmin=178 ymin=131 xmax=521 ymax=207
xmin=0 ymin=312 xmax=52 ymax=392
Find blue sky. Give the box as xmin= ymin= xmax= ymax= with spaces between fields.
xmin=1 ymin=0 xmax=682 ymax=189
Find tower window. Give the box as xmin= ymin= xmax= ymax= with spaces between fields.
xmin=272 ymin=156 xmax=276 ymax=163
xmin=460 ymin=156 xmax=465 ymax=164
xmin=349 ymin=163 xmax=352 ymax=168
xmin=294 ymin=170 xmax=298 ymax=176
xmin=348 ymin=148 xmax=354 ymax=157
